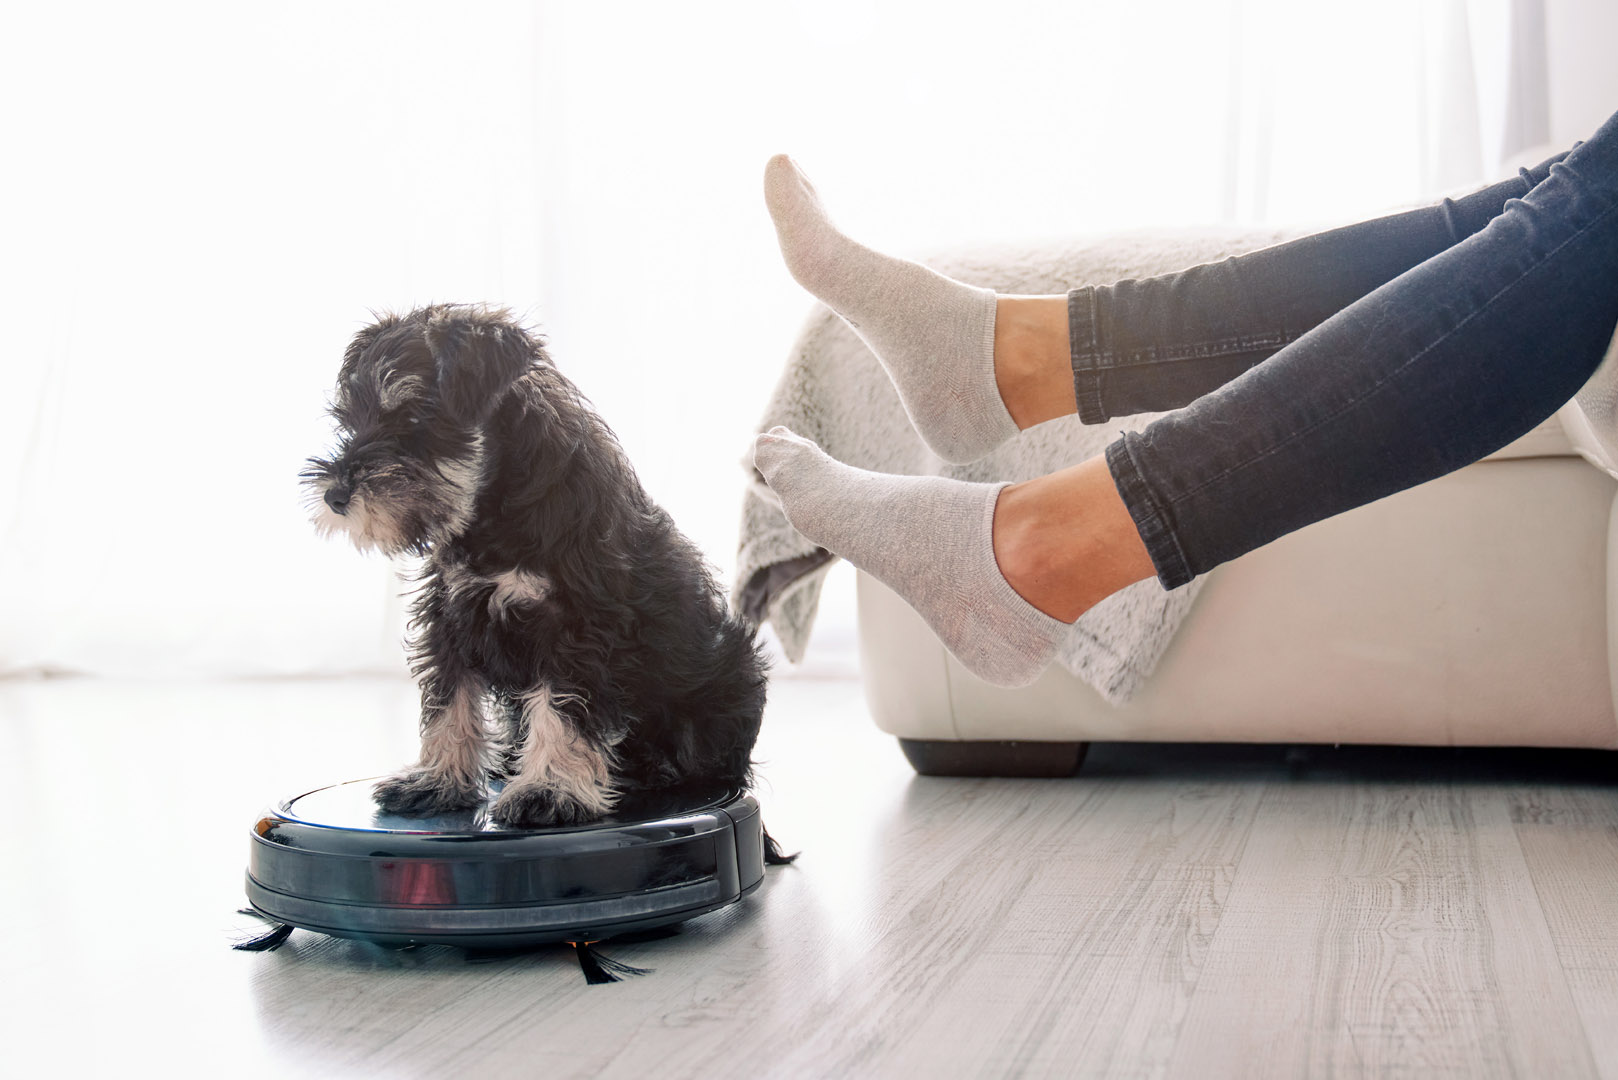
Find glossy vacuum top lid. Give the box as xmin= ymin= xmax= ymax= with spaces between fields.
xmin=276 ymin=776 xmax=749 ymax=835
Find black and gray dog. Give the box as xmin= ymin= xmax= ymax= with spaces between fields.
xmin=302 ymin=304 xmax=768 ymax=828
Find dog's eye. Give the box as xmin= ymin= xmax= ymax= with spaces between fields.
xmin=408 ymin=416 xmax=422 ymax=426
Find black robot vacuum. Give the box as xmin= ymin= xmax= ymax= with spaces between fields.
xmin=241 ymin=777 xmax=776 ymax=957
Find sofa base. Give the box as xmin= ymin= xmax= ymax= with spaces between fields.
xmin=898 ymin=739 xmax=1090 ymax=778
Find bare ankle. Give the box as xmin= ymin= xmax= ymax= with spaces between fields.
xmin=994 ymin=295 xmax=1077 ymax=431
xmin=992 ymin=457 xmax=1157 ymax=622
xmin=992 ymin=489 xmax=1076 ymax=622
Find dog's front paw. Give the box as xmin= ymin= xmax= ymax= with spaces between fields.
xmin=373 ymin=767 xmax=485 ymax=816
xmin=491 ymin=781 xmax=608 ymax=828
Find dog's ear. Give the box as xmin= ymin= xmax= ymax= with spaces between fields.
xmin=425 ymin=308 xmax=537 ymax=427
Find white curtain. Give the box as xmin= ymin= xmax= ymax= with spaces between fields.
xmin=0 ymin=0 xmax=1561 ymax=679
xmin=1223 ymin=0 xmax=1551 ymax=222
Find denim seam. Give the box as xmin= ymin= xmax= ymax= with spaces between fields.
xmin=1069 ymin=288 xmax=1108 ymax=424
xmin=1087 ymin=331 xmax=1301 ymax=369
xmin=1162 ymin=199 xmax=1618 ymax=510
xmin=1072 ymin=294 xmax=1302 ymax=423
xmin=1106 ymin=437 xmax=1194 ymax=589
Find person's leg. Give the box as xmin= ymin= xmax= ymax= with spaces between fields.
xmin=766 ymin=149 xmax=1571 ymax=463
xmin=1112 ymin=110 xmax=1618 ymax=590
xmin=1066 ymin=147 xmax=1574 ymax=424
xmin=757 ymin=110 xmax=1618 ymax=687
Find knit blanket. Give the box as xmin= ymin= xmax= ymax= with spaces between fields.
xmin=733 ymin=227 xmax=1298 ymax=705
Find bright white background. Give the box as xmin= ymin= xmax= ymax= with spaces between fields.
xmin=1 ymin=0 xmax=1611 ymax=679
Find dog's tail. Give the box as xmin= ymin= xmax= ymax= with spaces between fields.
xmin=762 ymin=825 xmax=799 ymax=865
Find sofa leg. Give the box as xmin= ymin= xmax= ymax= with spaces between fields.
xmin=898 ymin=738 xmax=1090 ymax=778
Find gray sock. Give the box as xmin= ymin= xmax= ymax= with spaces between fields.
xmin=753 ymin=427 xmax=1067 ymax=688
xmin=764 ymin=155 xmax=1020 ymax=465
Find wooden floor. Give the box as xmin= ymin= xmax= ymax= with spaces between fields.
xmin=2 ymin=673 xmax=1616 ymax=1078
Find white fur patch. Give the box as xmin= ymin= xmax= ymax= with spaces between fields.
xmin=509 ymin=686 xmax=617 ymax=816
xmin=419 ymin=681 xmax=494 ymax=787
xmin=487 ymin=568 xmax=552 ymax=619
xmin=436 ymin=564 xmax=553 ymax=620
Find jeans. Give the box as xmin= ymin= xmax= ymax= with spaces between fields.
xmin=1080 ymin=108 xmax=1618 ymax=591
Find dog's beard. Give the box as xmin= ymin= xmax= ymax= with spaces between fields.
xmin=308 ymin=488 xmax=413 ymax=554
xmin=304 ymin=441 xmax=485 ymax=556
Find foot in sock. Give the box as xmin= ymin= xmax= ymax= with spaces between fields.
xmin=752 ymin=426 xmax=1067 ymax=688
xmin=763 ymin=155 xmax=1020 ymax=465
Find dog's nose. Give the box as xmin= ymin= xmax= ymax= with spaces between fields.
xmin=325 ymin=484 xmax=352 ymax=515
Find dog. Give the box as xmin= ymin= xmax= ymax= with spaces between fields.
xmin=301 ymin=303 xmax=769 ymax=828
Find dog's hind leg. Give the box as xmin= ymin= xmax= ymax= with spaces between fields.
xmin=491 ymin=685 xmax=618 ymax=827
xmin=374 ymin=677 xmax=494 ymax=815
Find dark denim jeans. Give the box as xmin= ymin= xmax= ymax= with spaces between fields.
xmin=1079 ymin=108 xmax=1618 ymax=590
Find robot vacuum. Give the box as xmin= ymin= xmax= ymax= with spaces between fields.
xmin=243 ymin=777 xmax=774 ymax=951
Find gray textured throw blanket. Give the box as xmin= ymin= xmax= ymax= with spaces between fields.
xmin=733 ymin=227 xmax=1298 ymax=704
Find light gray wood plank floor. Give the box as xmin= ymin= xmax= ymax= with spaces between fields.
xmin=1 ymin=675 xmax=1614 ymax=1078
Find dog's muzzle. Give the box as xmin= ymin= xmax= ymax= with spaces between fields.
xmin=324 ymin=480 xmax=353 ymax=515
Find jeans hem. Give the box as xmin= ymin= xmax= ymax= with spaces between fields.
xmin=1105 ymin=436 xmax=1194 ymax=590
xmin=1069 ymin=287 xmax=1110 ymax=425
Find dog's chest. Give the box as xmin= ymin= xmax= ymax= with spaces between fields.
xmin=439 ymin=563 xmax=555 ymax=623
xmin=485 ymin=567 xmax=553 ymax=616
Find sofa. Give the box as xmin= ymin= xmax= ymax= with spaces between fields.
xmin=856 ymin=312 xmax=1618 ymax=778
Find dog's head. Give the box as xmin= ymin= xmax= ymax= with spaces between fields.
xmin=302 ymin=303 xmax=542 ymax=555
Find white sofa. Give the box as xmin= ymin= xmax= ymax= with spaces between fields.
xmin=859 ymin=368 xmax=1618 ymax=776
